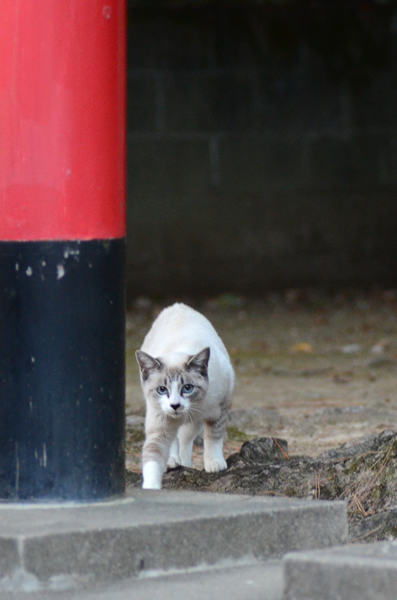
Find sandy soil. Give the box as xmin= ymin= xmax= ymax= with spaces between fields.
xmin=125 ymin=290 xmax=397 ymax=472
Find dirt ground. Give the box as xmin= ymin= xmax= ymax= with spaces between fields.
xmin=125 ymin=290 xmax=397 ymax=473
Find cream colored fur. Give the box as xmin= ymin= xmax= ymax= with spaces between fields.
xmin=136 ymin=303 xmax=234 ymax=489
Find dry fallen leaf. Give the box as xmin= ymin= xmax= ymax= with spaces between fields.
xmin=290 ymin=342 xmax=314 ymax=354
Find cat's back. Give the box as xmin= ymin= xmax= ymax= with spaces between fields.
xmin=141 ymin=303 xmax=228 ymax=359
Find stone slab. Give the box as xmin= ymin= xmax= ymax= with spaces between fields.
xmin=1 ymin=560 xmax=285 ymax=600
xmin=284 ymin=541 xmax=397 ymax=600
xmin=0 ymin=490 xmax=347 ymax=593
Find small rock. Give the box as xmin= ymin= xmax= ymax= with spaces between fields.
xmin=239 ymin=437 xmax=289 ymax=463
xmin=341 ymin=344 xmax=362 ymax=354
xmin=371 ymin=340 xmax=389 ymax=354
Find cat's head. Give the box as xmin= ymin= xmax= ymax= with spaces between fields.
xmin=135 ymin=347 xmax=210 ymax=417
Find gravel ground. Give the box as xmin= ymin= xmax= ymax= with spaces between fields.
xmin=125 ymin=290 xmax=397 ymax=473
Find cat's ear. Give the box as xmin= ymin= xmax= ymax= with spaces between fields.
xmin=187 ymin=347 xmax=210 ymax=376
xmin=136 ymin=351 xmax=162 ymax=380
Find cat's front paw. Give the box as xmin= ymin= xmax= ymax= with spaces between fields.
xmin=167 ymin=455 xmax=181 ymax=469
xmin=142 ymin=460 xmax=163 ymax=489
xmin=204 ymin=457 xmax=227 ymax=473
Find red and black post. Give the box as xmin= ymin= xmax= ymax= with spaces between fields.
xmin=0 ymin=1 xmax=127 ymax=501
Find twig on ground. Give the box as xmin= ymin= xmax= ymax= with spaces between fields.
xmin=351 ymin=493 xmax=369 ymax=517
xmin=272 ymin=437 xmax=290 ymax=460
xmin=353 ymin=525 xmax=383 ymax=542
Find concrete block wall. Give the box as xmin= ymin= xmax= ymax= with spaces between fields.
xmin=127 ymin=3 xmax=397 ymax=297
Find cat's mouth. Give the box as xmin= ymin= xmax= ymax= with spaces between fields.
xmin=167 ymin=409 xmax=184 ymax=418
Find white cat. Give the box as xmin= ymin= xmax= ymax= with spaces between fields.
xmin=136 ymin=303 xmax=235 ymax=489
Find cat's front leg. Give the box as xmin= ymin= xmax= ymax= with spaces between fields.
xmin=142 ymin=460 xmax=164 ymax=490
xmin=167 ymin=437 xmax=180 ymax=469
xmin=178 ymin=422 xmax=202 ymax=467
xmin=142 ymin=427 xmax=178 ymax=489
xmin=142 ymin=436 xmax=166 ymax=489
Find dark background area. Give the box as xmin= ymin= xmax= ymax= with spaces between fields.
xmin=126 ymin=0 xmax=397 ymax=299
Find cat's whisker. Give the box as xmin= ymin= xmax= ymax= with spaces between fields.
xmin=185 ymin=410 xmax=195 ymax=427
xmin=188 ymin=404 xmax=203 ymax=412
xmin=187 ymin=406 xmax=204 ymax=418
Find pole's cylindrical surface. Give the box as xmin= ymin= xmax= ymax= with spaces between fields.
xmin=0 ymin=1 xmax=126 ymax=501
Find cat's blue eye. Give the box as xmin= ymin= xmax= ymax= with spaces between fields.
xmin=181 ymin=384 xmax=194 ymax=394
xmin=156 ymin=386 xmax=168 ymax=395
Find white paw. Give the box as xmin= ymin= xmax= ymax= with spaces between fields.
xmin=167 ymin=456 xmax=181 ymax=469
xmin=142 ymin=460 xmax=163 ymax=489
xmin=204 ymin=457 xmax=227 ymax=473
xmin=142 ymin=480 xmax=161 ymax=490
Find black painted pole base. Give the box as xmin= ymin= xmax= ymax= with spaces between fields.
xmin=0 ymin=239 xmax=126 ymax=502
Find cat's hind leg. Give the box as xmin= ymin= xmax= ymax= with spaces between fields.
xmin=203 ymin=405 xmax=229 ymax=473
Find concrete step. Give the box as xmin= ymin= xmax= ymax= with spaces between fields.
xmin=284 ymin=541 xmax=397 ymax=600
xmin=0 ymin=489 xmax=347 ymax=594
xmin=2 ymin=561 xmax=285 ymax=600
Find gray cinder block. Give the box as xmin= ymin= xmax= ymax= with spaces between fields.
xmin=284 ymin=541 xmax=397 ymax=600
xmin=0 ymin=492 xmax=347 ymax=592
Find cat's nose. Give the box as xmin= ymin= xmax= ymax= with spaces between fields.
xmin=170 ymin=403 xmax=181 ymax=412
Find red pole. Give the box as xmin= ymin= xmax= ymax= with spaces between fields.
xmin=0 ymin=1 xmax=126 ymax=241
xmin=0 ymin=1 xmax=126 ymax=501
